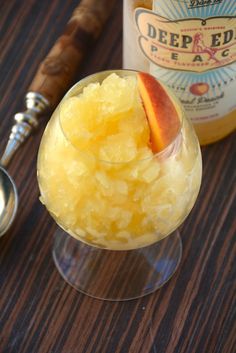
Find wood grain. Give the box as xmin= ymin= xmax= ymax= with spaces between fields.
xmin=28 ymin=0 xmax=116 ymax=108
xmin=0 ymin=1 xmax=235 ymax=353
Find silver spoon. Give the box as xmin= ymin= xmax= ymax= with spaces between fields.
xmin=0 ymin=92 xmax=49 ymax=237
xmin=0 ymin=165 xmax=18 ymax=236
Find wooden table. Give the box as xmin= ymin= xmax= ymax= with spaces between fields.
xmin=0 ymin=1 xmax=235 ymax=352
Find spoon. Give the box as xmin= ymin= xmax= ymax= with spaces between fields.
xmin=0 ymin=92 xmax=49 ymax=238
xmin=0 ymin=165 xmax=18 ymax=237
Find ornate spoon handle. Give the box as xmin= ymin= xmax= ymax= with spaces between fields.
xmin=1 ymin=0 xmax=116 ymax=167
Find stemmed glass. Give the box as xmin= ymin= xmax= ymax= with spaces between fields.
xmin=37 ymin=70 xmax=202 ymax=300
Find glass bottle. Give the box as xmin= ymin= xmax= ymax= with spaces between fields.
xmin=123 ymin=0 xmax=236 ymax=145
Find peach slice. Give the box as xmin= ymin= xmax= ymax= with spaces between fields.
xmin=137 ymin=72 xmax=180 ymax=153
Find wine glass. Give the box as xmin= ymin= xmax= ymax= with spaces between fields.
xmin=37 ymin=70 xmax=202 ymax=300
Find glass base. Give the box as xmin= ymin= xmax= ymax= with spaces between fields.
xmin=52 ymin=228 xmax=182 ymax=301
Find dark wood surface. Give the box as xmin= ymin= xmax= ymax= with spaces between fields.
xmin=0 ymin=1 xmax=235 ymax=352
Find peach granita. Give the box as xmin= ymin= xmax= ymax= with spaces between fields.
xmin=37 ymin=71 xmax=202 ymax=250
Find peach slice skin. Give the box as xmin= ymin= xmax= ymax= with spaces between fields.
xmin=137 ymin=72 xmax=180 ymax=153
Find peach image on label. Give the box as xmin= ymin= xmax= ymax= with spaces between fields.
xmin=190 ymin=83 xmax=209 ymax=96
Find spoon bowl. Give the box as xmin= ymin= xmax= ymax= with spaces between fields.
xmin=0 ymin=166 xmax=18 ymax=237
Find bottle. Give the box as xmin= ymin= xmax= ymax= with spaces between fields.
xmin=123 ymin=0 xmax=236 ymax=145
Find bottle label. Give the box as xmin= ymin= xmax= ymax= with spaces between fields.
xmin=135 ymin=10 xmax=236 ymax=73
xmin=133 ymin=1 xmax=236 ymax=123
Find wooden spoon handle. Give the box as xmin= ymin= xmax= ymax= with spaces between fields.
xmin=28 ymin=0 xmax=116 ymax=108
